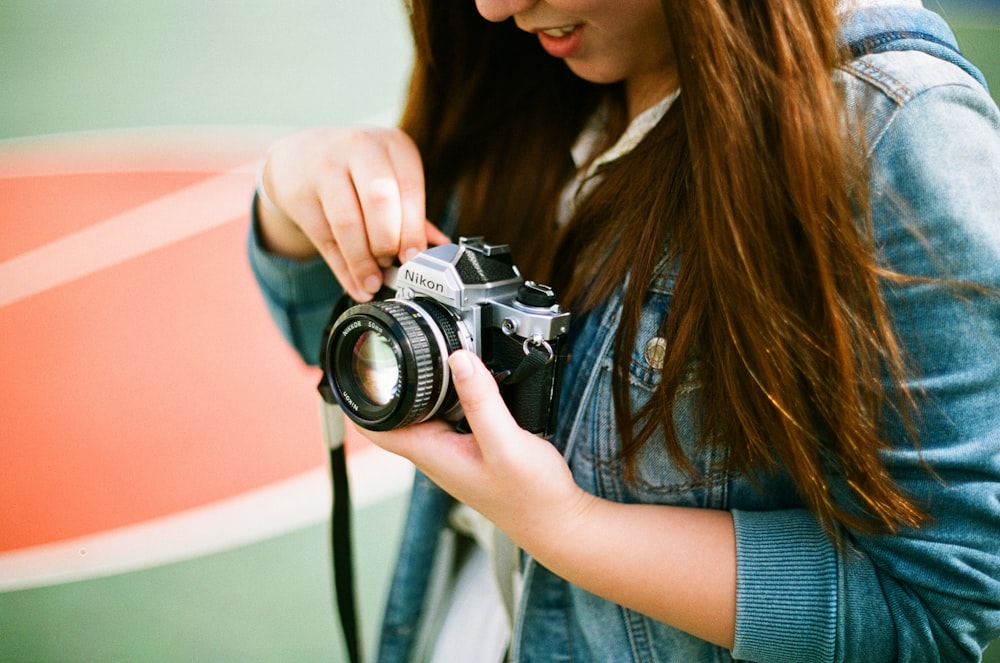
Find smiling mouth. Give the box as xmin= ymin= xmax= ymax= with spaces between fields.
xmin=530 ymin=22 xmax=584 ymax=59
xmin=540 ymin=25 xmax=578 ymax=38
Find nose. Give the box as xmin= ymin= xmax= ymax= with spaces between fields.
xmin=475 ymin=0 xmax=536 ymax=23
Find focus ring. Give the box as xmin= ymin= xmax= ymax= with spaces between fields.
xmin=373 ymin=301 xmax=440 ymax=428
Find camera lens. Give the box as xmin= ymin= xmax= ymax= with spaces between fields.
xmin=325 ymin=299 xmax=464 ymax=430
xmin=351 ymin=330 xmax=399 ymax=406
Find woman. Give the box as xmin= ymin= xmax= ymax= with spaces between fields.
xmin=249 ymin=0 xmax=1000 ymax=660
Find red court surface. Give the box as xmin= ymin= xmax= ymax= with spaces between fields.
xmin=0 ymin=130 xmax=336 ymax=552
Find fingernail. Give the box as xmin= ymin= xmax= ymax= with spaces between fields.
xmin=448 ymin=351 xmax=474 ymax=380
xmin=402 ymin=247 xmax=420 ymax=263
xmin=364 ymin=274 xmax=382 ymax=294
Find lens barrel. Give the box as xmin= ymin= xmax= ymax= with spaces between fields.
xmin=326 ymin=299 xmax=463 ymax=431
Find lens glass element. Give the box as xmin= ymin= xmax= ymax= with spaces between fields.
xmin=352 ymin=330 xmax=399 ymax=405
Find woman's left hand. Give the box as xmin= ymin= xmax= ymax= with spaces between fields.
xmin=362 ymin=349 xmax=595 ymax=551
xmin=364 ymin=349 xmax=737 ymax=648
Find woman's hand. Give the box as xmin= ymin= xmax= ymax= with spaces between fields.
xmin=256 ymin=125 xmax=450 ymax=302
xmin=363 ymin=349 xmax=595 ymax=549
xmin=364 ymin=349 xmax=738 ymax=648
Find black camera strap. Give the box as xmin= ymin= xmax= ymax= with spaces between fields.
xmin=321 ymin=401 xmax=363 ymax=663
xmin=506 ymin=344 xmax=554 ymax=384
xmin=317 ymin=301 xmax=556 ymax=662
xmin=493 ymin=336 xmax=556 ymax=387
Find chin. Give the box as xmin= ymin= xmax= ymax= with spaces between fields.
xmin=564 ymin=61 xmax=623 ymax=85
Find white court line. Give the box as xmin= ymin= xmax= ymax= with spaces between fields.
xmin=0 ymin=160 xmax=258 ymax=309
xmin=0 ymin=113 xmax=401 ymax=309
xmin=0 ymin=447 xmax=414 ymax=592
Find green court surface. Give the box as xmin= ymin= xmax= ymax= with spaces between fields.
xmin=0 ymin=1 xmax=413 ymax=138
xmin=1 ymin=499 xmax=405 ymax=663
xmin=2 ymin=2 xmax=998 ymax=662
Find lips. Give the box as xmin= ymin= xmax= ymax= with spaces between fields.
xmin=534 ymin=24 xmax=583 ymax=58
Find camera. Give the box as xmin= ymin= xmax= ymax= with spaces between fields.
xmin=318 ymin=237 xmax=570 ymax=437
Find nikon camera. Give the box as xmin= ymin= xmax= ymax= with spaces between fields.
xmin=318 ymin=237 xmax=570 ymax=437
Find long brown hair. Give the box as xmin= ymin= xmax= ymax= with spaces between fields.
xmin=399 ymin=1 xmax=602 ymax=272
xmin=400 ymin=0 xmax=922 ymax=536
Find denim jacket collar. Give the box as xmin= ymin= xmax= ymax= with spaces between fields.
xmin=838 ymin=4 xmax=989 ymax=91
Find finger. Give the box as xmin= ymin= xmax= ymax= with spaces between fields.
xmin=276 ymin=192 xmax=368 ymax=301
xmin=423 ymin=221 xmax=452 ymax=248
xmin=364 ymin=418 xmax=485 ymax=488
xmin=322 ymin=243 xmax=370 ymax=302
xmin=354 ymin=175 xmax=405 ymax=261
xmin=398 ymin=221 xmax=452 ymax=266
xmin=345 ymin=131 xmax=412 ymax=265
xmin=315 ymin=171 xmax=385 ymax=298
xmin=447 ymin=350 xmax=520 ymax=452
xmin=383 ymin=134 xmax=428 ymax=263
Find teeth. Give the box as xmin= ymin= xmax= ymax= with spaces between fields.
xmin=542 ymin=26 xmax=576 ymax=37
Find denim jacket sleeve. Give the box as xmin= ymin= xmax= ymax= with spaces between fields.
xmin=246 ymin=201 xmax=342 ymax=366
xmin=731 ymin=51 xmax=1000 ymax=663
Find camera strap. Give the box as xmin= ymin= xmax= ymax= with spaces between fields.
xmin=321 ymin=401 xmax=363 ymax=663
xmin=494 ymin=337 xmax=556 ymax=386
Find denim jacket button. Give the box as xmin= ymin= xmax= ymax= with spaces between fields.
xmin=644 ymin=337 xmax=667 ymax=370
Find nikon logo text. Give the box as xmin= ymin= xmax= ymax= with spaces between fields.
xmin=404 ymin=269 xmax=445 ymax=294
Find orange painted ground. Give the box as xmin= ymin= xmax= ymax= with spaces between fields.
xmin=0 ymin=132 xmax=344 ymax=551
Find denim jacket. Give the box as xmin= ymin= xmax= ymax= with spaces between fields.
xmin=249 ymin=6 xmax=1000 ymax=662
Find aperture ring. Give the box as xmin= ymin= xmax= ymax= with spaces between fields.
xmin=387 ymin=299 xmax=464 ymax=424
xmin=366 ymin=301 xmax=438 ymax=428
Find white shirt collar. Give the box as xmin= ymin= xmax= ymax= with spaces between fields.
xmin=572 ymin=88 xmax=681 ymax=178
xmin=558 ymin=89 xmax=681 ymax=225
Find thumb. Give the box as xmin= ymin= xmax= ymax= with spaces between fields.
xmin=448 ymin=350 xmax=518 ymax=437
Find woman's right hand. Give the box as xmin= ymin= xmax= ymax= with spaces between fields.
xmin=256 ymin=125 xmax=450 ymax=302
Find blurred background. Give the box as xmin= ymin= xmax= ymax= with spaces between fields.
xmin=1 ymin=1 xmax=998 ymax=661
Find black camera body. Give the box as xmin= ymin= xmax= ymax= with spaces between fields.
xmin=318 ymin=237 xmax=570 ymax=437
